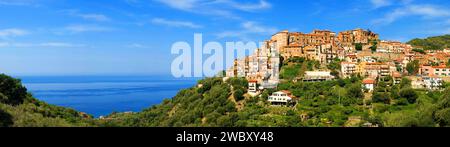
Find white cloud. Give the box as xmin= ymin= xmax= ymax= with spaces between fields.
xmin=155 ymin=0 xmax=198 ymax=11
xmin=78 ymin=14 xmax=111 ymax=22
xmin=0 ymin=0 xmax=40 ymax=7
xmin=218 ymin=0 xmax=271 ymax=12
xmin=373 ymin=4 xmax=450 ymax=24
xmin=0 ymin=42 xmax=85 ymax=48
xmin=64 ymin=24 xmax=113 ymax=33
xmin=371 ymin=0 xmax=392 ymax=8
xmin=62 ymin=10 xmax=111 ymax=22
xmin=370 ymin=0 xmax=413 ymax=9
xmin=38 ymin=42 xmax=85 ymax=48
xmin=0 ymin=28 xmax=28 ymax=39
xmin=153 ymin=0 xmax=271 ymax=18
xmin=242 ymin=21 xmax=277 ymax=34
xmin=151 ymin=18 xmax=202 ymax=29
xmin=126 ymin=43 xmax=148 ymax=48
xmin=216 ymin=21 xmax=277 ymax=40
xmin=0 ymin=42 xmax=9 ymax=47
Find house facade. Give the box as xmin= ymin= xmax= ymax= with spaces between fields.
xmin=268 ymin=91 xmax=294 ymax=106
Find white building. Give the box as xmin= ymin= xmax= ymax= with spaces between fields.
xmin=248 ymin=80 xmax=259 ymax=97
xmin=341 ymin=62 xmax=357 ymax=78
xmin=423 ymin=77 xmax=443 ymax=90
xmin=268 ymin=91 xmax=293 ymax=106
xmin=362 ymin=78 xmax=376 ymax=92
xmin=303 ymin=71 xmax=335 ymax=82
xmin=362 ymin=56 xmax=377 ymax=63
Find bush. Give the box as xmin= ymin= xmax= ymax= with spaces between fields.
xmin=234 ymin=88 xmax=245 ymax=101
xmin=287 ymin=57 xmax=306 ymax=63
xmin=355 ymin=43 xmax=363 ymax=51
xmin=0 ymin=108 xmax=13 ymax=127
xmin=400 ymin=88 xmax=418 ymax=104
xmin=372 ymin=93 xmax=391 ymax=104
xmin=406 ymin=60 xmax=420 ymax=75
xmin=396 ymin=98 xmax=409 ymax=106
xmin=0 ymin=74 xmax=28 ymax=105
xmin=347 ymin=84 xmax=364 ymax=99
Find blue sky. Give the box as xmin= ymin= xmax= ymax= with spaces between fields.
xmin=0 ymin=0 xmax=449 ymax=76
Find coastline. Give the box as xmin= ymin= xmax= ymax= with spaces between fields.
xmin=18 ymin=75 xmax=201 ymax=117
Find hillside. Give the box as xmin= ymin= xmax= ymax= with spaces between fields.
xmin=0 ymin=74 xmax=95 ymax=127
xmin=102 ymin=59 xmax=450 ymax=127
xmin=1 ymin=61 xmax=450 ymax=127
xmin=407 ymin=35 xmax=450 ymax=50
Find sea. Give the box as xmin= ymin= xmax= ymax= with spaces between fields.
xmin=18 ymin=76 xmax=200 ymax=117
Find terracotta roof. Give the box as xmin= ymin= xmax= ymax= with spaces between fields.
xmin=363 ymin=78 xmax=376 ymax=84
xmin=248 ymin=80 xmax=258 ymax=83
xmin=392 ymin=72 xmax=402 ymax=78
xmin=432 ymin=65 xmax=449 ymax=69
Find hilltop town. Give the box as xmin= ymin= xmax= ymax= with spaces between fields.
xmin=3 ymin=29 xmax=448 ymax=127
xmin=225 ymin=28 xmax=450 ymax=104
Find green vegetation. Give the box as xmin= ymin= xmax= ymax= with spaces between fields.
xmin=228 ymin=77 xmax=248 ymax=101
xmin=100 ymin=62 xmax=450 ymax=127
xmin=447 ymin=59 xmax=450 ymax=67
xmin=0 ymin=74 xmax=94 ymax=127
xmin=412 ymin=48 xmax=426 ymax=54
xmin=408 ymin=35 xmax=450 ymax=50
xmin=327 ymin=58 xmax=342 ymax=78
xmin=370 ymin=40 xmax=378 ymax=53
xmin=279 ymin=57 xmax=323 ymax=81
xmin=280 ymin=63 xmax=303 ymax=80
xmin=355 ymin=43 xmax=363 ymax=51
xmin=2 ymin=49 xmax=450 ymax=127
xmin=406 ymin=60 xmax=420 ymax=75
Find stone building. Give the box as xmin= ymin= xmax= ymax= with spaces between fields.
xmin=226 ymin=39 xmax=280 ymax=89
xmin=337 ymin=28 xmax=379 ymax=50
xmin=378 ymin=40 xmax=412 ymax=53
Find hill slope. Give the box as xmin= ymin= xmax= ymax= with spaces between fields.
xmin=407 ymin=34 xmax=450 ymax=50
xmin=103 ymin=61 xmax=450 ymax=127
xmin=0 ymin=74 xmax=94 ymax=127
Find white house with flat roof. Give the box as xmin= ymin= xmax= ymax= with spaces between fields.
xmin=268 ymin=91 xmax=293 ymax=106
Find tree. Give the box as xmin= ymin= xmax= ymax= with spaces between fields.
xmin=396 ymin=98 xmax=409 ymax=106
xmin=288 ymin=57 xmax=305 ymax=63
xmin=400 ymin=78 xmax=412 ymax=89
xmin=216 ymin=115 xmax=233 ymax=127
xmin=370 ymin=40 xmax=378 ymax=53
xmin=0 ymin=109 xmax=13 ymax=127
xmin=327 ymin=58 xmax=341 ymax=70
xmin=407 ymin=35 xmax=450 ymax=50
xmin=347 ymin=84 xmax=363 ymax=99
xmin=0 ymin=74 xmax=28 ymax=105
xmin=396 ymin=64 xmax=403 ymax=72
xmin=355 ymin=43 xmax=363 ymax=51
xmin=234 ymin=88 xmax=245 ymax=101
xmin=434 ymin=88 xmax=450 ymax=126
xmin=447 ymin=59 xmax=450 ymax=67
xmin=412 ymin=48 xmax=426 ymax=54
xmin=372 ymin=92 xmax=391 ymax=104
xmin=227 ymin=78 xmax=248 ymax=90
xmin=399 ymin=88 xmax=418 ymax=104
xmin=390 ymin=85 xmax=401 ymax=100
xmin=406 ymin=60 xmax=420 ymax=75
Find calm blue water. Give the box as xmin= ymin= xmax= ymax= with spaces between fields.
xmin=18 ymin=76 xmax=199 ymax=117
